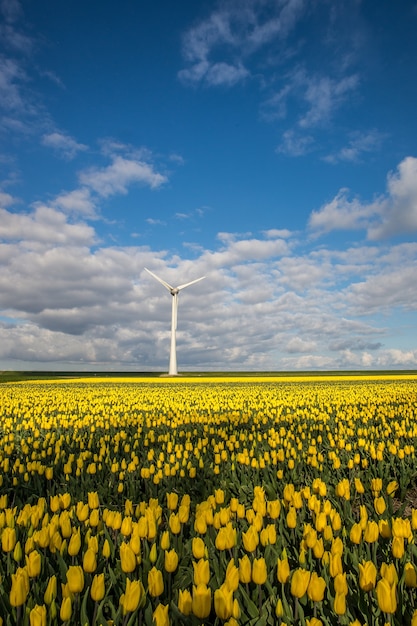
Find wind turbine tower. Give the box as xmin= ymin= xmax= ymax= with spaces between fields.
xmin=145 ymin=268 xmax=205 ymax=375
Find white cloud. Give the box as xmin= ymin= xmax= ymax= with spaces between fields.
xmin=42 ymin=132 xmax=88 ymax=160
xmin=53 ymin=188 xmax=96 ymax=218
xmin=79 ymin=155 xmax=167 ymax=196
xmin=299 ymin=74 xmax=359 ymax=128
xmin=323 ymin=130 xmax=385 ymax=164
xmin=309 ymin=157 xmax=417 ymax=239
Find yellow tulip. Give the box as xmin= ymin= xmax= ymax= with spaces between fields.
xmin=192 ymin=537 xmax=205 ymax=560
xmin=214 ymin=584 xmax=233 ymax=619
xmin=224 ymin=560 xmax=239 ymax=592
xmin=277 ymin=556 xmax=291 ymax=584
xmin=333 ymin=592 xmax=346 ymax=615
xmin=334 ymin=572 xmax=348 ymax=596
xmin=364 ymin=521 xmax=379 ymax=543
xmin=374 ymin=496 xmax=386 ymax=515
xmin=412 ymin=609 xmax=417 ymax=626
xmin=88 ymin=492 xmax=100 ymax=509
xmin=252 ymin=557 xmax=267 ymax=585
xmin=286 ymin=507 xmax=297 ymax=529
xmin=349 ymin=522 xmax=362 ymax=545
xmin=358 ymin=561 xmax=377 ymax=591
xmin=276 ymin=598 xmax=284 ymax=618
xmin=169 ymin=512 xmax=181 ymax=535
xmin=160 ymin=530 xmax=170 ymax=550
xmin=44 ymin=575 xmax=57 ymax=604
xmin=91 ymin=573 xmax=105 ymax=601
xmin=164 ymin=548 xmax=179 ymax=573
xmin=267 ymin=499 xmax=281 ymax=519
xmin=121 ymin=516 xmax=133 ymax=537
xmin=376 ymin=578 xmax=397 ymax=614
xmin=192 ymin=584 xmax=211 ymax=619
xmin=193 ymin=559 xmax=210 ymax=585
xmin=290 ymin=568 xmax=310 ymax=599
xmin=29 ymin=604 xmax=47 ymax=626
xmin=66 ymin=565 xmax=84 ymax=594
xmin=1 ymin=526 xmax=16 ymax=552
xmin=242 ymin=525 xmax=258 ymax=552
xmin=102 ymin=538 xmax=111 ymax=558
xmin=120 ymin=578 xmax=144 ymax=615
xmin=83 ymin=547 xmax=97 ymax=573
xmin=307 ymin=572 xmax=326 ymax=602
xmin=10 ymin=567 xmax=29 ymax=607
xmin=380 ymin=563 xmax=398 ymax=585
xmin=149 ymin=542 xmax=158 ymax=563
xmin=13 ymin=540 xmax=22 ymax=563
xmin=26 ymin=550 xmax=42 ymax=577
xmin=153 ymin=603 xmax=170 ymax=626
xmin=167 ymin=492 xmax=179 ymax=510
xmin=148 ymin=567 xmax=164 ymax=597
xmin=120 ymin=542 xmax=136 ymax=573
xmin=178 ymin=589 xmax=192 ymax=615
xmin=60 ymin=597 xmax=72 ymax=621
xmin=405 ymin=562 xmax=417 ymax=588
xmin=239 ymin=554 xmax=252 ymax=583
xmin=392 ymin=536 xmax=405 ymax=559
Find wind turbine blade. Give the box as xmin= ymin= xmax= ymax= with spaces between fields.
xmin=144 ymin=267 xmax=173 ymax=292
xmin=177 ymin=276 xmax=206 ymax=291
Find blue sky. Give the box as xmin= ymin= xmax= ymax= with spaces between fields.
xmin=1 ymin=0 xmax=417 ymax=371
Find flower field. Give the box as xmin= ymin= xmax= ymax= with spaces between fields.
xmin=1 ymin=375 xmax=417 ymax=626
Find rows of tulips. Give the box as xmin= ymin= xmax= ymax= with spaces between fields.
xmin=0 ymin=377 xmax=417 ymax=625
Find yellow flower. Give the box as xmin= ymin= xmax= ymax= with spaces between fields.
xmin=160 ymin=530 xmax=170 ymax=550
xmin=224 ymin=559 xmax=239 ymax=592
xmin=276 ymin=598 xmax=284 ymax=618
xmin=68 ymin=530 xmax=82 ymax=556
xmin=1 ymin=526 xmax=16 ymax=552
xmin=121 ymin=516 xmax=133 ymax=537
xmin=120 ymin=542 xmax=136 ymax=573
xmin=102 ymin=538 xmax=111 ymax=558
xmin=364 ymin=521 xmax=379 ymax=543
xmin=164 ymin=549 xmax=179 ymax=573
xmin=60 ymin=597 xmax=72 ymax=621
xmin=148 ymin=567 xmax=164 ymax=597
xmin=13 ymin=541 xmax=22 ymax=563
xmin=405 ymin=562 xmax=417 ymax=588
xmin=252 ymin=557 xmax=268 ymax=585
xmin=167 ymin=492 xmax=179 ymax=510
xmin=193 ymin=559 xmax=210 ymax=585
xmin=214 ymin=584 xmax=234 ymax=619
xmin=333 ymin=592 xmax=346 ymax=615
xmin=307 ymin=572 xmax=326 ymax=602
xmin=29 ymin=604 xmax=47 ymax=626
xmin=26 ymin=550 xmax=42 ymax=577
xmin=120 ymin=579 xmax=144 ymax=615
xmin=44 ymin=575 xmax=57 ymax=604
xmin=267 ymin=499 xmax=281 ymax=519
xmin=10 ymin=567 xmax=29 ymax=607
xmin=83 ymin=547 xmax=97 ymax=573
xmin=91 ymin=573 xmax=105 ymax=602
xmin=178 ymin=589 xmax=192 ymax=615
xmin=386 ymin=480 xmax=398 ymax=496
xmin=354 ymin=477 xmax=365 ymax=494
xmin=380 ymin=562 xmax=398 ymax=585
xmin=239 ymin=554 xmax=252 ymax=583
xmin=192 ymin=584 xmax=211 ymax=619
xmin=149 ymin=542 xmax=158 ymax=563
xmin=358 ymin=561 xmax=377 ymax=591
xmin=374 ymin=496 xmax=386 ymax=515
xmin=192 ymin=537 xmax=205 ymax=560
xmin=376 ymin=578 xmax=397 ymax=614
xmin=66 ymin=565 xmax=84 ymax=594
xmin=277 ymin=556 xmax=291 ymax=584
xmin=290 ymin=568 xmax=310 ymax=599
xmin=349 ymin=523 xmax=362 ymax=544
xmin=392 ymin=536 xmax=405 ymax=559
xmin=153 ymin=603 xmax=170 ymax=626
xmin=242 ymin=525 xmax=258 ymax=552
xmin=334 ymin=572 xmax=348 ymax=596
xmin=88 ymin=492 xmax=100 ymax=509
xmin=286 ymin=507 xmax=297 ymax=529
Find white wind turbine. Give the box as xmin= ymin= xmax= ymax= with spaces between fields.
xmin=145 ymin=268 xmax=205 ymax=375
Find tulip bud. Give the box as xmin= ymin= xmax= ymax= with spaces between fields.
xmin=242 ymin=525 xmax=258 ymax=552
xmin=165 ymin=549 xmax=179 ymax=573
xmin=178 ymin=589 xmax=192 ymax=615
xmin=91 ymin=573 xmax=105 ymax=602
xmin=364 ymin=521 xmax=379 ymax=543
xmin=153 ymin=603 xmax=170 ymax=626
xmin=307 ymin=572 xmax=326 ymax=602
xmin=192 ymin=584 xmax=211 ymax=619
xmin=120 ymin=579 xmax=144 ymax=615
xmin=239 ymin=554 xmax=252 ymax=584
xmin=29 ymin=604 xmax=47 ymax=626
xmin=66 ymin=565 xmax=84 ymax=594
xmin=2 ymin=526 xmax=16 ymax=552
xmin=160 ymin=530 xmax=170 ymax=550
xmin=148 ymin=566 xmax=164 ymax=597
xmin=120 ymin=542 xmax=136 ymax=573
xmin=376 ymin=578 xmax=397 ymax=614
xmin=277 ymin=556 xmax=290 ymax=584
xmin=13 ymin=540 xmax=23 ymax=563
xmin=60 ymin=597 xmax=72 ymax=621
xmin=333 ymin=592 xmax=346 ymax=615
xmin=192 ymin=537 xmax=205 ymax=560
xmin=405 ymin=563 xmax=417 ymax=588
xmin=290 ymin=568 xmax=310 ymax=599
xmin=83 ymin=547 xmax=97 ymax=573
xmin=88 ymin=492 xmax=100 ymax=509
xmin=149 ymin=542 xmax=158 ymax=564
xmin=10 ymin=567 xmax=29 ymax=607
xmin=349 ymin=523 xmax=362 ymax=545
xmin=26 ymin=550 xmax=42 ymax=577
xmin=358 ymin=561 xmax=377 ymax=591
xmin=392 ymin=536 xmax=405 ymax=559
xmin=44 ymin=575 xmax=57 ymax=604
xmin=193 ymin=558 xmax=210 ymax=585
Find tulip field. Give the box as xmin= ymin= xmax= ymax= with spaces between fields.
xmin=1 ymin=374 xmax=417 ymax=626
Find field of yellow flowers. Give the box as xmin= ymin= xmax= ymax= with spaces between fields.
xmin=1 ymin=374 xmax=417 ymax=626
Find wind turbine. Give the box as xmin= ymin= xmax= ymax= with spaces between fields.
xmin=145 ymin=268 xmax=205 ymax=375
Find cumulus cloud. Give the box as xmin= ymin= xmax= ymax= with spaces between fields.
xmin=42 ymin=132 xmax=88 ymax=160
xmin=309 ymin=156 xmax=417 ymax=239
xmin=79 ymin=155 xmax=167 ymax=196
